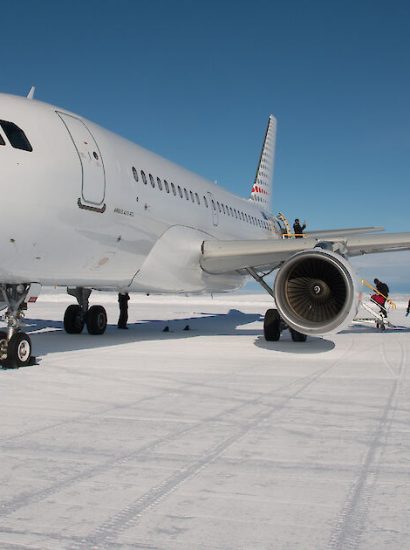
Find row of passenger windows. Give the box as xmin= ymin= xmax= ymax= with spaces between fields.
xmin=131 ymin=166 xmax=270 ymax=230
xmin=0 ymin=120 xmax=33 ymax=152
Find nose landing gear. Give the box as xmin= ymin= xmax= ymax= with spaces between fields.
xmin=0 ymin=284 xmax=34 ymax=368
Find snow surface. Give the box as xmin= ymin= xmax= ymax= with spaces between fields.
xmin=1 ymin=292 xmax=410 ymax=549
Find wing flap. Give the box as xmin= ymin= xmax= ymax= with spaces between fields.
xmin=201 ymin=232 xmax=410 ymax=274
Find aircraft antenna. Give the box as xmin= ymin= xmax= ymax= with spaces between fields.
xmin=27 ymin=86 xmax=36 ymax=100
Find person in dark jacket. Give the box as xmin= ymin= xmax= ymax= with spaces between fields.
xmin=293 ymin=218 xmax=306 ymax=238
xmin=406 ymin=299 xmax=410 ymax=317
xmin=371 ymin=278 xmax=389 ymax=318
xmin=118 ymin=292 xmax=130 ymax=329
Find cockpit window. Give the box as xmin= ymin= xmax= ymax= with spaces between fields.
xmin=0 ymin=133 xmax=5 ymax=146
xmin=0 ymin=120 xmax=33 ymax=151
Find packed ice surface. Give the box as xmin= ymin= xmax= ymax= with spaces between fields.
xmin=1 ymin=291 xmax=410 ymax=549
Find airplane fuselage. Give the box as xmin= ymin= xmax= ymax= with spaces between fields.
xmin=0 ymin=94 xmax=279 ymax=294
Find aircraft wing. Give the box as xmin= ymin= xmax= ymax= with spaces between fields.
xmin=304 ymin=226 xmax=384 ymax=238
xmin=201 ymin=232 xmax=410 ymax=274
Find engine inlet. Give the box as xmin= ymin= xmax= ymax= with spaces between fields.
xmin=274 ymin=250 xmax=356 ymax=335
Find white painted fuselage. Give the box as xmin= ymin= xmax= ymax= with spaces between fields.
xmin=0 ymin=94 xmax=279 ymax=294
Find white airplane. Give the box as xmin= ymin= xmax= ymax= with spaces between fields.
xmin=1 ymin=90 xmax=410 ymax=367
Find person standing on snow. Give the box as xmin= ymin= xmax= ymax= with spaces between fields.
xmin=118 ymin=292 xmax=130 ymax=329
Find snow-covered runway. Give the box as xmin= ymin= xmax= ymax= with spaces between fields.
xmin=1 ymin=293 xmax=410 ymax=549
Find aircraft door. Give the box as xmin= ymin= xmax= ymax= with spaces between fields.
xmin=57 ymin=112 xmax=106 ymax=210
xmin=206 ymin=192 xmax=219 ymax=226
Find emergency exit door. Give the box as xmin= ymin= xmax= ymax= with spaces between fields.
xmin=58 ymin=112 xmax=106 ymax=208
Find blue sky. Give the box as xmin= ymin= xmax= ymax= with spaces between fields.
xmin=1 ymin=0 xmax=410 ymax=290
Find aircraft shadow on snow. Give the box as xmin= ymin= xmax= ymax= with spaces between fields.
xmin=1 ymin=309 xmax=335 ymax=369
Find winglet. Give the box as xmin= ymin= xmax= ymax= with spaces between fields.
xmin=250 ymin=114 xmax=277 ymax=211
xmin=27 ymin=86 xmax=36 ymax=100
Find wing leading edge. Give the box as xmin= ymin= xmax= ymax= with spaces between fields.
xmin=201 ymin=232 xmax=410 ymax=274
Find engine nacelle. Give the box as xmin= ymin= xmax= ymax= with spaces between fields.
xmin=274 ymin=249 xmax=357 ymax=335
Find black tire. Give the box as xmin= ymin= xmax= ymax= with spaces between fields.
xmin=64 ymin=304 xmax=85 ymax=334
xmin=0 ymin=331 xmax=8 ymax=362
xmin=264 ymin=308 xmax=281 ymax=341
xmin=0 ymin=331 xmax=8 ymax=363
xmin=289 ymin=328 xmax=307 ymax=342
xmin=86 ymin=305 xmax=107 ymax=335
xmin=7 ymin=332 xmax=32 ymax=368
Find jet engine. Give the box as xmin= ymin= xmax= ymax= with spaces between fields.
xmin=274 ymin=249 xmax=357 ymax=335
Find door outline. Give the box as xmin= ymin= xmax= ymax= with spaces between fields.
xmin=57 ymin=112 xmax=106 ymax=212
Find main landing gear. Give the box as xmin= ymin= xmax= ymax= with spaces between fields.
xmin=263 ymin=308 xmax=307 ymax=342
xmin=245 ymin=267 xmax=307 ymax=343
xmin=0 ymin=284 xmax=34 ymax=368
xmin=64 ymin=287 xmax=107 ymax=335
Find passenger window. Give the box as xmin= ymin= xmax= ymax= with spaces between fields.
xmin=171 ymin=182 xmax=176 ymax=195
xmin=190 ymin=190 xmax=194 ymax=202
xmin=211 ymin=200 xmax=216 ymax=211
xmin=217 ymin=201 xmax=221 ymax=213
xmin=184 ymin=188 xmax=189 ymax=200
xmin=164 ymin=179 xmax=170 ymax=193
xmin=195 ymin=192 xmax=200 ymax=205
xmin=203 ymin=195 xmax=208 ymax=208
xmin=149 ymin=174 xmax=155 ymax=188
xmin=141 ymin=171 xmax=147 ymax=185
xmin=157 ymin=177 xmax=163 ymax=191
xmin=132 ymin=167 xmax=138 ymax=182
xmin=178 ymin=185 xmax=183 ymax=198
xmin=0 ymin=120 xmax=33 ymax=151
xmin=222 ymin=204 xmax=225 ymax=214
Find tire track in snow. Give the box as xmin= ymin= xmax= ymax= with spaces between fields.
xmin=0 ymin=335 xmax=354 ymax=545
xmin=328 ymin=335 xmax=407 ymax=550
xmin=69 ymin=338 xmax=357 ymax=548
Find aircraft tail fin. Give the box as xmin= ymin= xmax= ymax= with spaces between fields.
xmin=249 ymin=114 xmax=276 ymax=210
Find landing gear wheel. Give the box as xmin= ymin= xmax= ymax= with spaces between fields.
xmin=289 ymin=328 xmax=307 ymax=342
xmin=0 ymin=331 xmax=8 ymax=362
xmin=7 ymin=332 xmax=32 ymax=368
xmin=264 ymin=309 xmax=281 ymax=341
xmin=64 ymin=304 xmax=85 ymax=334
xmin=86 ymin=305 xmax=107 ymax=335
